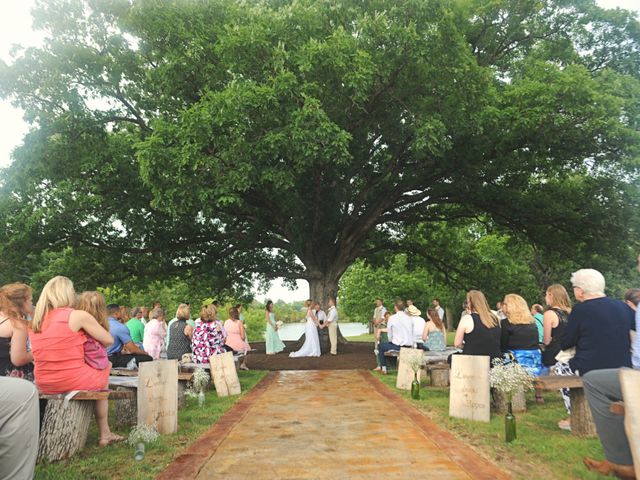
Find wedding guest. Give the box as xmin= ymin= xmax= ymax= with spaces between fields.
xmin=143 ymin=307 xmax=167 ymax=360
xmin=453 ymin=290 xmax=501 ymax=362
xmin=192 ymin=304 xmax=227 ymax=364
xmin=0 ymin=282 xmax=39 ymax=477
xmin=235 ymin=304 xmax=245 ymax=324
xmin=407 ymin=305 xmax=426 ymax=348
xmin=30 ymin=276 xmax=122 ymax=446
xmin=106 ymin=304 xmax=152 ymax=367
xmin=372 ymin=298 xmax=387 ymax=367
xmin=501 ymin=294 xmax=543 ymax=376
xmin=225 ymin=307 xmax=250 ymax=370
xmin=326 ymin=298 xmax=339 ymax=355
xmin=0 ymin=283 xmax=33 ymax=380
xmin=167 ymin=304 xmax=194 ymax=360
xmin=375 ymin=300 xmax=414 ymax=374
xmin=554 ymin=269 xmax=634 ymax=431
xmin=166 ymin=303 xmax=196 ymax=346
xmin=531 ymin=304 xmax=544 ymax=343
xmin=432 ymin=298 xmax=445 ymax=323
xmin=315 ymin=302 xmax=327 ymax=326
xmin=140 ymin=306 xmax=149 ymax=326
xmin=77 ymin=291 xmax=110 ymax=372
xmin=126 ymin=307 xmax=145 ymax=347
xmin=265 ymin=301 xmax=285 ymax=355
xmin=422 ymin=308 xmax=446 ymax=352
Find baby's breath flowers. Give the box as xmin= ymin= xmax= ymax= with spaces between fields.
xmin=127 ymin=424 xmax=159 ymax=446
xmin=490 ymin=358 xmax=534 ymax=401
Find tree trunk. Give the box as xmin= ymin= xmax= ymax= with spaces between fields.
xmin=38 ymin=399 xmax=94 ymax=462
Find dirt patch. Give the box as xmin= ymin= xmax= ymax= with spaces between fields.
xmin=245 ymin=340 xmax=377 ymax=371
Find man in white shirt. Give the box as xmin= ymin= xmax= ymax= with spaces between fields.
xmin=374 ymin=300 xmax=414 ymax=374
xmin=432 ymin=298 xmax=445 ymax=322
xmin=326 ymin=298 xmax=339 ymax=355
xmin=407 ymin=305 xmax=426 ymax=348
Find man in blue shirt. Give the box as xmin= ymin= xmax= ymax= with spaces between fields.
xmin=107 ymin=304 xmax=152 ymax=368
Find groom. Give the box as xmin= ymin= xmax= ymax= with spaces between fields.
xmin=325 ymin=298 xmax=339 ymax=355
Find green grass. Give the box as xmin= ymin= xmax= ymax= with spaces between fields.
xmin=346 ymin=331 xmax=457 ymax=345
xmin=375 ymin=372 xmax=606 ymax=479
xmin=35 ymin=370 xmax=267 ymax=480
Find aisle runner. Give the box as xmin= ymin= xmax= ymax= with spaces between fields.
xmin=160 ymin=370 xmax=510 ymax=480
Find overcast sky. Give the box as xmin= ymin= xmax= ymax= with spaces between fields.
xmin=0 ymin=0 xmax=637 ymax=302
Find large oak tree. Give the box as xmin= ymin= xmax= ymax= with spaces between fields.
xmin=0 ymin=0 xmax=638 ymax=300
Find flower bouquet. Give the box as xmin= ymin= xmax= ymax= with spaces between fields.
xmin=128 ymin=424 xmax=159 ymax=461
xmin=185 ymin=368 xmax=210 ymax=407
xmin=490 ymin=358 xmax=534 ymax=442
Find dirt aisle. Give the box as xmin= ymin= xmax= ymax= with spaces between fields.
xmin=160 ymin=370 xmax=510 ymax=480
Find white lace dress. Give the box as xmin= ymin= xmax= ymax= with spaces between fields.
xmin=289 ymin=309 xmax=321 ymax=357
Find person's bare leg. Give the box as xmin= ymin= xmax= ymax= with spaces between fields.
xmin=95 ymin=399 xmax=121 ymax=446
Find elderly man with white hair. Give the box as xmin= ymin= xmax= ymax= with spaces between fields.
xmin=553 ymin=268 xmax=635 ymax=432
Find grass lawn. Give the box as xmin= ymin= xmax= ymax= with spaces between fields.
xmin=375 ymin=371 xmax=607 ymax=479
xmin=35 ymin=370 xmax=267 ymax=480
xmin=345 ymin=331 xmax=457 ymax=345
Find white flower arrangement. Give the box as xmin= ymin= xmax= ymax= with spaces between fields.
xmin=275 ymin=320 xmax=283 ymax=328
xmin=489 ymin=358 xmax=534 ymax=400
xmin=127 ymin=424 xmax=159 ymax=446
xmin=185 ymin=368 xmax=210 ymax=398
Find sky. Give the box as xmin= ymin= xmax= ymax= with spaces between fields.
xmin=0 ymin=0 xmax=637 ymax=302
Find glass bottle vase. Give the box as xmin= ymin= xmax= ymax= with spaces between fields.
xmin=411 ymin=372 xmax=420 ymax=399
xmin=505 ymin=400 xmax=516 ymax=442
xmin=134 ymin=442 xmax=145 ymax=461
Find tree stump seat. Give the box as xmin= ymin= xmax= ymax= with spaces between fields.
xmin=534 ymin=375 xmax=595 ymax=437
xmin=37 ymin=390 xmax=134 ymax=463
xmin=426 ymin=362 xmax=450 ymax=387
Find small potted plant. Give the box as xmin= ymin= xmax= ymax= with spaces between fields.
xmin=489 ymin=358 xmax=534 ymax=442
xmin=128 ymin=424 xmax=159 ymax=461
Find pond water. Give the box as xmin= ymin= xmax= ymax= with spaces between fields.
xmin=277 ymin=322 xmax=368 ymax=341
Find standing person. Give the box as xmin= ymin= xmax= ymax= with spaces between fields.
xmin=29 ymin=276 xmax=123 ymax=446
xmin=531 ymin=304 xmax=545 ymax=344
xmin=265 ymin=301 xmax=285 ymax=355
xmin=140 ymin=306 xmax=149 ymax=326
xmin=372 ymin=298 xmax=387 ymax=368
xmin=422 ymin=308 xmax=447 ymax=352
xmin=501 ymin=294 xmax=543 ymax=376
xmin=326 ymin=298 xmax=339 ymax=355
xmin=375 ymin=300 xmax=414 ymax=374
xmin=235 ymin=304 xmax=246 ymax=324
xmin=554 ymin=269 xmax=634 ymax=431
xmin=192 ymin=304 xmax=227 ymax=364
xmin=432 ymin=298 xmax=445 ymax=324
xmin=0 ymin=283 xmax=33 ymax=380
xmin=166 ymin=304 xmax=194 ymax=361
xmin=453 ymin=290 xmax=501 ymax=362
xmin=315 ymin=302 xmax=326 ymax=326
xmin=225 ymin=307 xmax=250 ymax=370
xmin=0 ymin=282 xmax=39 ymax=479
xmin=289 ymin=300 xmax=321 ymax=357
xmin=143 ymin=307 xmax=167 ymax=360
xmin=126 ymin=307 xmax=145 ymax=347
xmin=407 ymin=304 xmax=426 ymax=349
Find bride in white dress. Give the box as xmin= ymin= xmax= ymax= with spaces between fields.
xmin=289 ymin=300 xmax=321 ymax=357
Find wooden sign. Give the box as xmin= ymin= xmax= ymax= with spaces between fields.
xmin=396 ymin=347 xmax=424 ymax=390
xmin=449 ymin=354 xmax=490 ymax=422
xmin=619 ymin=368 xmax=640 ymax=479
xmin=138 ymin=360 xmax=178 ymax=434
xmin=210 ymin=351 xmax=241 ymax=397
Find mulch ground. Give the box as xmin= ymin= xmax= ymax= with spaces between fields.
xmin=245 ymin=340 xmax=378 ymax=371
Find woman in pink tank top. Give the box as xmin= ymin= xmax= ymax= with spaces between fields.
xmin=30 ymin=276 xmax=122 ymax=446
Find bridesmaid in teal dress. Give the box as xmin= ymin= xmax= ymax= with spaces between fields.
xmin=265 ymin=301 xmax=285 ymax=354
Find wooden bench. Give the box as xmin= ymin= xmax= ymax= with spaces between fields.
xmin=38 ymin=390 xmax=134 ymax=463
xmin=534 ymin=375 xmax=595 ymax=437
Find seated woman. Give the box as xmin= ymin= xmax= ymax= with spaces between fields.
xmin=166 ymin=303 xmax=194 ymax=361
xmin=192 ymin=304 xmax=227 ymax=364
xmin=143 ymin=307 xmax=167 ymax=361
xmin=422 ymin=308 xmax=447 ymax=352
xmin=224 ymin=307 xmax=250 ymax=370
xmin=0 ymin=283 xmax=34 ymax=380
xmin=29 ymin=276 xmax=122 ymax=446
xmin=500 ymin=294 xmax=544 ymax=376
xmin=453 ymin=289 xmax=501 ymax=363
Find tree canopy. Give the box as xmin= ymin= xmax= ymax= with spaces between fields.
xmin=0 ymin=0 xmax=638 ymax=299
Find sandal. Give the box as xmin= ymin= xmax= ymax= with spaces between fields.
xmin=239 ymin=365 xmax=249 ymax=371
xmin=99 ymin=433 xmax=125 ymax=447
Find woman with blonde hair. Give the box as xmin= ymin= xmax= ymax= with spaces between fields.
xmin=166 ymin=303 xmax=193 ymax=360
xmin=453 ymin=290 xmax=501 ymax=362
xmin=542 ymin=284 xmax=572 ymax=368
xmin=29 ymin=276 xmax=122 ymax=446
xmin=501 ymin=294 xmax=543 ymax=376
xmin=143 ymin=307 xmax=167 ymax=360
xmin=192 ymin=304 xmax=227 ymax=364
